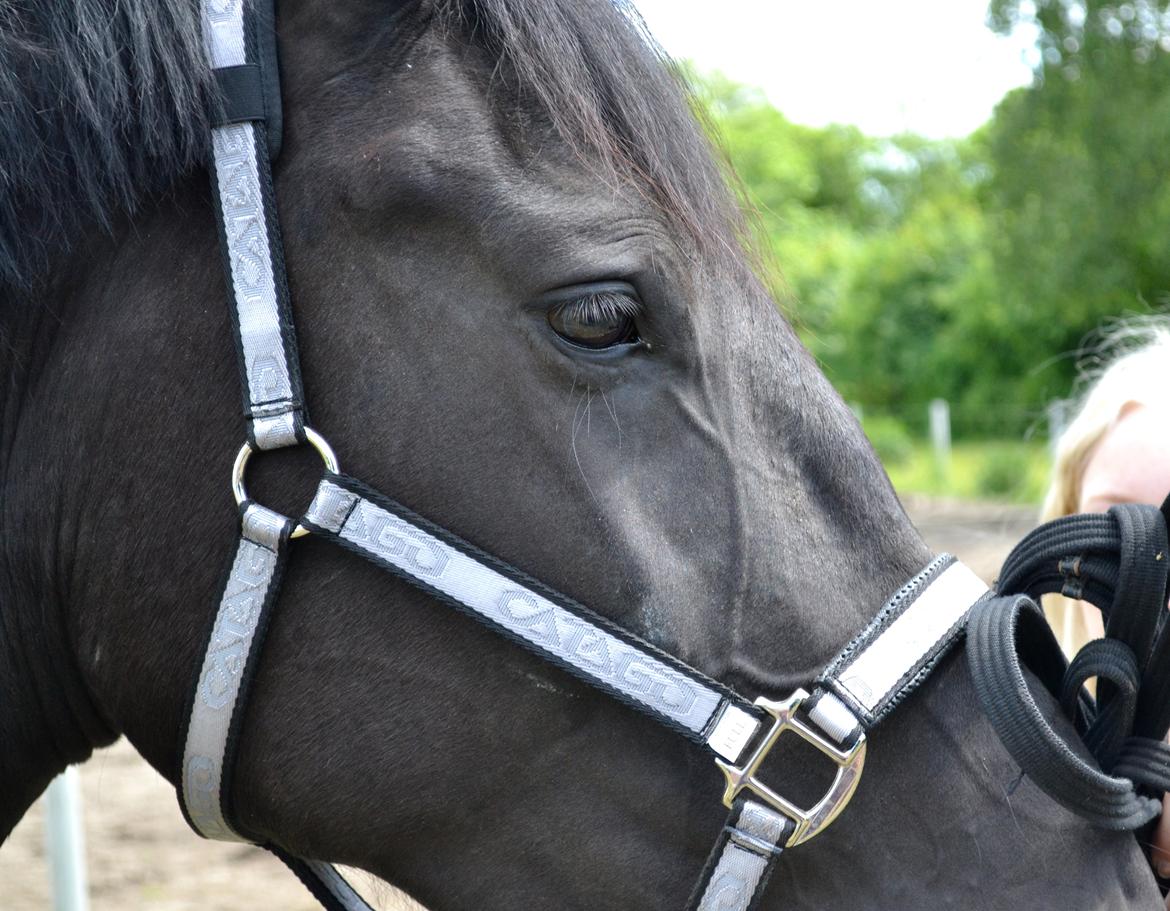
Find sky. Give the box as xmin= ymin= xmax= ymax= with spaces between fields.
xmin=631 ymin=0 xmax=1040 ymax=139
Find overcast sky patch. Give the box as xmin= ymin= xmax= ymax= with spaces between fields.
xmin=632 ymin=0 xmax=1039 ymax=138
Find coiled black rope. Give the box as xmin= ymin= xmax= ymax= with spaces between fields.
xmin=967 ymin=498 xmax=1170 ymax=831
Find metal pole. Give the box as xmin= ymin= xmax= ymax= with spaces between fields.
xmin=45 ymin=766 xmax=90 ymax=911
xmin=929 ymin=398 xmax=951 ymax=484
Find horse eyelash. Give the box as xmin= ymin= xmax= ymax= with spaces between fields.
xmin=562 ymin=290 xmax=643 ymax=322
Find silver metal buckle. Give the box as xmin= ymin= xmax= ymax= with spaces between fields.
xmin=714 ymin=688 xmax=866 ymax=847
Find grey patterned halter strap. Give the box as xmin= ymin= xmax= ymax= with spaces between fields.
xmin=176 ymin=2 xmax=992 ymax=909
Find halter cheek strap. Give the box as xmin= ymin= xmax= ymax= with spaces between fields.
xmin=204 ymin=0 xmax=304 ymax=449
xmin=178 ymin=503 xmax=373 ymax=911
xmin=299 ymin=472 xmax=989 ymax=902
xmin=181 ymin=1 xmax=370 ymax=907
xmin=300 ymin=474 xmax=761 ymax=761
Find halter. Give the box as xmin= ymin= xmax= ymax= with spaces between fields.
xmin=174 ymin=2 xmax=1063 ymax=909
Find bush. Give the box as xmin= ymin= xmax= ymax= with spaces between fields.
xmin=884 ymin=439 xmax=1049 ymax=503
xmin=861 ymin=414 xmax=914 ymax=465
xmin=974 ymin=445 xmax=1035 ymax=500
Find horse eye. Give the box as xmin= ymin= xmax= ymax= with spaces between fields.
xmin=542 ymin=282 xmax=641 ymax=350
xmin=548 ymin=303 xmax=636 ymax=349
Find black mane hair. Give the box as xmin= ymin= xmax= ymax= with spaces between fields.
xmin=0 ymin=0 xmax=744 ymax=292
xmin=0 ymin=0 xmax=213 ymax=290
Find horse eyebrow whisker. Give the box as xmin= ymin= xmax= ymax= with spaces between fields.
xmin=571 ymin=385 xmax=600 ymax=507
xmin=600 ymin=390 xmax=621 ymax=450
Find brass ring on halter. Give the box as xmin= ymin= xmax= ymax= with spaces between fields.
xmin=231 ymin=427 xmax=339 ymax=539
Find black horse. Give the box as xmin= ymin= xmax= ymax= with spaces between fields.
xmin=0 ymin=1 xmax=1161 ymax=908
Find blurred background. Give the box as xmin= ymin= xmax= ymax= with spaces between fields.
xmin=639 ymin=0 xmax=1170 ymax=505
xmin=7 ymin=1 xmax=1170 ymax=908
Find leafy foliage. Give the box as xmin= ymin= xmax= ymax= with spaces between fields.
xmin=696 ymin=5 xmax=1170 ymax=440
xmin=702 ymin=76 xmax=1012 ymax=435
xmin=983 ymin=2 xmax=1170 ymax=405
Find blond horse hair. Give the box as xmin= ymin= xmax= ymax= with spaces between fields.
xmin=1042 ymin=317 xmax=1170 ymax=654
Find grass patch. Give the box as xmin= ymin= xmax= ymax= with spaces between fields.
xmin=879 ymin=439 xmax=1050 ymax=503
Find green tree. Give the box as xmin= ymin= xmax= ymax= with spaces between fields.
xmin=984 ymin=1 xmax=1170 ymax=405
xmin=696 ymin=41 xmax=1170 ymax=438
xmin=697 ymin=74 xmax=873 ymax=339
xmin=699 ymin=72 xmax=1003 ymax=428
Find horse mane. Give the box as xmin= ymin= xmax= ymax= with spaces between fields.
xmin=0 ymin=0 xmax=743 ymax=292
xmin=0 ymin=0 xmax=212 ymax=290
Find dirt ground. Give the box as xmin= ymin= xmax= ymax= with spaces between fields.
xmin=1 ymin=496 xmax=1036 ymax=910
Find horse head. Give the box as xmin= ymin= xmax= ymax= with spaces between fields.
xmin=0 ymin=1 xmax=1159 ymax=907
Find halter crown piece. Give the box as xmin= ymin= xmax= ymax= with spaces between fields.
xmin=178 ymin=2 xmax=1002 ymax=908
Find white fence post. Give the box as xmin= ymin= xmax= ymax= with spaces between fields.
xmin=929 ymin=398 xmax=951 ymax=483
xmin=45 ymin=767 xmax=89 ymax=911
xmin=1047 ymin=399 xmax=1068 ymax=454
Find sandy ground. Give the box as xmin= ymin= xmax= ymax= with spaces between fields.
xmin=1 ymin=496 xmax=1036 ymax=910
xmin=0 ymin=741 xmax=419 ymax=911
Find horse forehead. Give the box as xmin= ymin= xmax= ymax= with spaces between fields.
xmin=311 ymin=32 xmax=634 ymax=215
xmin=346 ymin=120 xmax=510 ymax=201
xmin=329 ymin=117 xmax=650 ymax=254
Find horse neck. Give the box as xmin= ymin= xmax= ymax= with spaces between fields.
xmin=0 ymin=597 xmax=103 ymax=842
xmin=0 ymin=290 xmax=118 ymax=840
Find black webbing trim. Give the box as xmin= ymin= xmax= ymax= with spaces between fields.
xmin=245 ymin=0 xmax=283 ymax=159
xmin=217 ymin=508 xmax=293 ymax=843
xmin=211 ymin=65 xmax=266 ymax=125
xmin=302 ymin=471 xmax=762 ymax=747
xmin=966 ymin=593 xmax=1159 ymax=829
xmin=816 ymin=554 xmax=979 ymax=730
xmin=270 ymin=847 xmax=374 ymax=911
